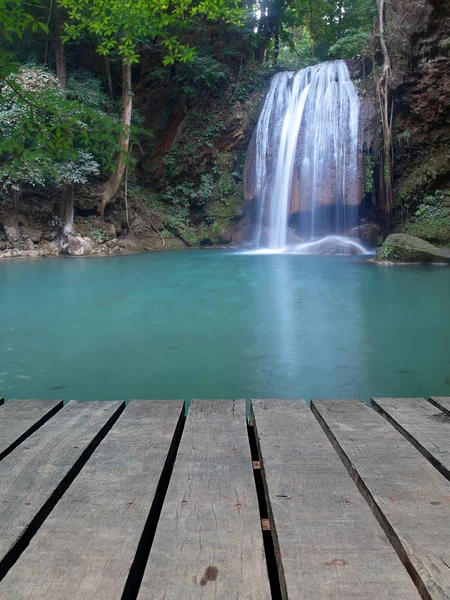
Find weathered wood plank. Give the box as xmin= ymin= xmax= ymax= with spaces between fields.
xmin=252 ymin=399 xmax=420 ymax=600
xmin=137 ymin=400 xmax=270 ymax=600
xmin=312 ymin=399 xmax=450 ymax=600
xmin=0 ymin=400 xmax=184 ymax=600
xmin=0 ymin=400 xmax=123 ymax=576
xmin=372 ymin=397 xmax=450 ymax=480
xmin=0 ymin=400 xmax=63 ymax=460
xmin=429 ymin=397 xmax=450 ymax=417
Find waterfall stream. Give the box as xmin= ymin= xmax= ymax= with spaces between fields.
xmin=249 ymin=60 xmax=362 ymax=253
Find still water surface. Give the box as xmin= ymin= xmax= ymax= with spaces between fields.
xmin=1 ymin=251 xmax=449 ymax=402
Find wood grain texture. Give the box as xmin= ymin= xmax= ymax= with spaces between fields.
xmin=372 ymin=397 xmax=450 ymax=480
xmin=0 ymin=400 xmax=123 ymax=572
xmin=312 ymin=398 xmax=450 ymax=600
xmin=252 ymin=399 xmax=419 ymax=600
xmin=0 ymin=401 xmax=184 ymax=600
xmin=429 ymin=397 xmax=450 ymax=417
xmin=137 ymin=400 xmax=271 ymax=600
xmin=0 ymin=400 xmax=63 ymax=460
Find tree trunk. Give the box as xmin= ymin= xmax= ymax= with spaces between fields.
xmin=104 ymin=55 xmax=114 ymax=114
xmin=376 ymin=0 xmax=393 ymax=217
xmin=60 ymin=185 xmax=74 ymax=236
xmin=309 ymin=0 xmax=315 ymax=57
xmin=273 ymin=22 xmax=280 ymax=64
xmin=99 ymin=61 xmax=133 ymax=216
xmin=54 ymin=2 xmax=67 ymax=89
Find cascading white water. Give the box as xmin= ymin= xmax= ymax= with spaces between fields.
xmin=251 ymin=60 xmax=361 ymax=252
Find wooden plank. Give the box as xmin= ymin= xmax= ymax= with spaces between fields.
xmin=252 ymin=399 xmax=420 ymax=600
xmin=372 ymin=397 xmax=450 ymax=480
xmin=0 ymin=400 xmax=63 ymax=460
xmin=312 ymin=399 xmax=450 ymax=600
xmin=0 ymin=400 xmax=184 ymax=600
xmin=0 ymin=400 xmax=123 ymax=576
xmin=429 ymin=397 xmax=450 ymax=417
xmin=137 ymin=400 xmax=271 ymax=600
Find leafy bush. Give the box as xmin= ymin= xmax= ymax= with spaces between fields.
xmin=329 ymin=30 xmax=369 ymax=59
xmin=0 ymin=65 xmax=116 ymax=192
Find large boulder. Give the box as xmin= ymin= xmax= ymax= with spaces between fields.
xmin=23 ymin=238 xmax=35 ymax=251
xmin=375 ymin=234 xmax=450 ymax=264
xmin=118 ymin=235 xmax=142 ymax=252
xmin=67 ymin=235 xmax=94 ymax=256
xmin=2 ymin=217 xmax=20 ymax=243
xmin=21 ymin=225 xmax=43 ymax=243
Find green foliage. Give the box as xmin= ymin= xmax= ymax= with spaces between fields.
xmin=329 ymin=30 xmax=369 ymax=59
xmin=59 ymin=0 xmax=245 ymax=65
xmin=271 ymin=0 xmax=376 ymax=64
xmin=364 ymin=153 xmax=374 ymax=193
xmin=66 ymin=70 xmax=109 ymax=110
xmin=172 ymin=56 xmax=229 ymax=96
xmin=0 ymin=0 xmax=48 ymax=77
xmin=0 ymin=66 xmax=116 ymax=192
xmin=397 ymin=190 xmax=450 ymax=245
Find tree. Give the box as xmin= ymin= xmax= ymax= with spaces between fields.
xmin=0 ymin=66 xmax=116 ymax=236
xmin=0 ymin=0 xmax=49 ymax=78
xmin=59 ymin=0 xmax=244 ymax=215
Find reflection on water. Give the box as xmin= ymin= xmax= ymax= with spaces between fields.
xmin=0 ymin=251 xmax=449 ymax=402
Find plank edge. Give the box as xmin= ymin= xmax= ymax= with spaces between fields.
xmin=310 ymin=399 xmax=430 ymax=600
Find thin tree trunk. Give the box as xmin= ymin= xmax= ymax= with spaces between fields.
xmin=309 ymin=0 xmax=315 ymax=57
xmin=43 ymin=0 xmax=53 ymax=65
xmin=273 ymin=22 xmax=280 ymax=64
xmin=104 ymin=55 xmax=114 ymax=114
xmin=54 ymin=2 xmax=67 ymax=89
xmin=99 ymin=61 xmax=133 ymax=216
xmin=376 ymin=0 xmax=393 ymax=217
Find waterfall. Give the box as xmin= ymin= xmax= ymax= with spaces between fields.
xmin=249 ymin=60 xmax=361 ymax=252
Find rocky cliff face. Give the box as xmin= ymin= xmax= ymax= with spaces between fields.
xmin=391 ymin=0 xmax=450 ymax=244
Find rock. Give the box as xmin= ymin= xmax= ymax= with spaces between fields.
xmin=67 ymin=235 xmax=94 ymax=256
xmin=18 ymin=214 xmax=29 ymax=226
xmin=91 ymin=219 xmax=116 ymax=241
xmin=23 ymin=238 xmax=35 ymax=251
xmin=103 ymin=222 xmax=117 ymax=241
xmin=21 ymin=226 xmax=43 ymax=243
xmin=352 ymin=222 xmax=381 ymax=246
xmin=105 ymin=238 xmax=119 ymax=249
xmin=118 ymin=235 xmax=142 ymax=252
xmin=130 ymin=216 xmax=147 ymax=233
xmin=0 ymin=248 xmax=40 ymax=259
xmin=3 ymin=218 xmax=20 ymax=243
xmin=375 ymin=233 xmax=450 ymax=264
xmin=303 ymin=236 xmax=364 ymax=255
xmin=42 ymin=230 xmax=58 ymax=241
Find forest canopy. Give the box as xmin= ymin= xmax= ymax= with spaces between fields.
xmin=0 ymin=0 xmax=377 ymax=235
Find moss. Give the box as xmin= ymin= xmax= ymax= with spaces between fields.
xmin=395 ymin=143 xmax=450 ymax=205
xmin=396 ymin=190 xmax=450 ymax=245
xmin=375 ymin=233 xmax=450 ymax=263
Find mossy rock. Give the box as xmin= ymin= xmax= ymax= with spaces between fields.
xmin=375 ymin=234 xmax=450 ymax=264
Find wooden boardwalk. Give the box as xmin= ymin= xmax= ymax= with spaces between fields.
xmin=0 ymin=397 xmax=449 ymax=599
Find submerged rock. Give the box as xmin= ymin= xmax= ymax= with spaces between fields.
xmin=375 ymin=234 xmax=450 ymax=264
